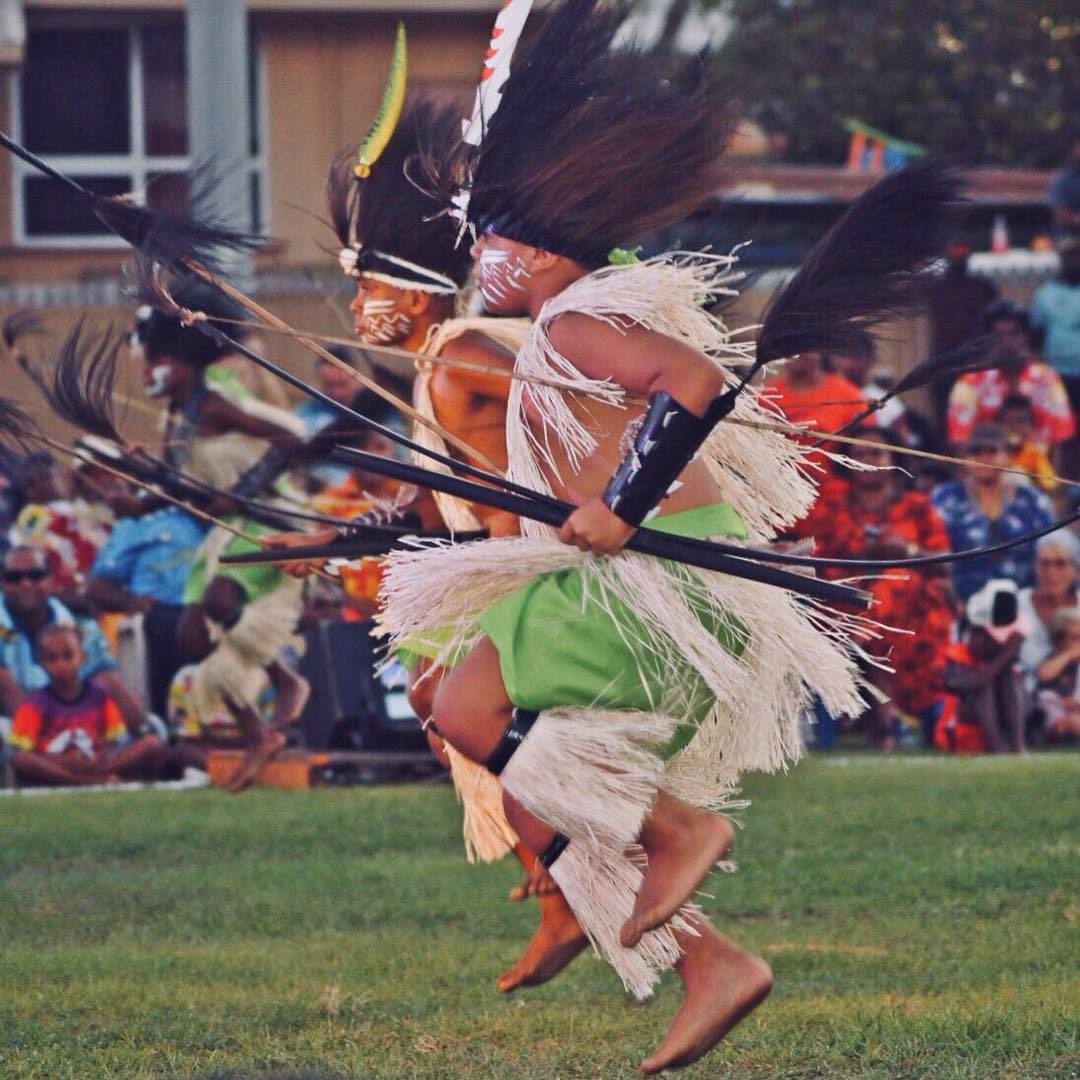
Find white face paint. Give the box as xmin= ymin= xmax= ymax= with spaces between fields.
xmin=144 ymin=364 xmax=171 ymax=399
xmin=358 ymin=297 xmax=413 ymax=345
xmin=477 ymin=247 xmax=531 ymax=308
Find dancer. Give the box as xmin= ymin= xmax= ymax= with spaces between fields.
xmin=283 ymin=65 xmax=587 ymax=989
xmin=377 ymin=0 xmax=958 ymax=1070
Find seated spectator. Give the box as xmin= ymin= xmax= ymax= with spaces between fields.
xmin=7 ymin=624 xmax=167 ymax=786
xmin=931 ymin=425 xmax=1054 ymax=602
xmin=1018 ymin=531 xmax=1080 ymax=681
xmin=8 ymin=451 xmax=112 ymax=595
xmin=764 ymin=351 xmax=870 ymax=466
xmin=998 ymin=393 xmax=1057 ymax=492
xmin=85 ymin=471 xmax=207 ymax=717
xmin=169 ymin=526 xmax=309 ymax=791
xmin=934 ymin=579 xmax=1026 ymax=754
xmin=0 ymin=546 xmax=147 ymax=735
xmin=946 ymin=301 xmax=1074 ymax=461
xmin=791 ymin=427 xmax=953 ymax=746
xmin=1032 ymin=606 xmax=1080 ymax=743
xmin=1030 ymin=238 xmax=1080 ymax=406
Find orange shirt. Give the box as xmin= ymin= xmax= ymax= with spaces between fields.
xmin=763 ymin=372 xmax=872 ymax=467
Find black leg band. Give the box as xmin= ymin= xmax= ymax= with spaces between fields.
xmin=485 ymin=706 xmax=539 ymax=776
xmin=538 ymin=832 xmax=569 ymax=869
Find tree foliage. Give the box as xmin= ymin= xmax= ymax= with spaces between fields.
xmin=712 ymin=0 xmax=1080 ymax=166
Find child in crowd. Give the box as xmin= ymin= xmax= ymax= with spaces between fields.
xmin=934 ymin=579 xmax=1027 ymax=754
xmin=998 ymin=393 xmax=1056 ymax=493
xmin=8 ymin=624 xmax=165 ymax=786
xmin=1033 ymin=606 xmax=1080 ymax=743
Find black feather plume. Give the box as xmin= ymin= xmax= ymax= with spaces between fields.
xmin=755 ymin=160 xmax=966 ymax=366
xmin=0 ymin=396 xmax=38 ymax=451
xmin=2 ymin=309 xmax=44 ymax=352
xmin=28 ymin=321 xmax=125 ymax=443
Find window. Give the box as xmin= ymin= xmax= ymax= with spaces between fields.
xmin=12 ymin=19 xmax=266 ymax=246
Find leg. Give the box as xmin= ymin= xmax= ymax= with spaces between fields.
xmin=12 ymin=750 xmax=101 ymax=787
xmin=103 ymin=734 xmax=173 ymax=781
xmin=497 ymin=792 xmax=587 ymax=993
xmin=640 ymin=913 xmax=772 ymax=1074
xmin=226 ymin=698 xmax=286 ymax=794
xmin=620 ymin=790 xmax=735 ymax=949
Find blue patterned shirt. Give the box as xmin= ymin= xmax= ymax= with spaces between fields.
xmin=930 ymin=480 xmax=1054 ymax=601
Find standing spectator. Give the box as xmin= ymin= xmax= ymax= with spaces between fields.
xmin=0 ymin=546 xmax=147 ymax=735
xmin=85 ymin=472 xmax=207 ymax=717
xmin=1017 ymin=531 xmax=1080 ymax=680
xmin=1048 ymin=135 xmax=1080 ymax=242
xmin=1030 ymin=239 xmax=1080 ymax=406
xmin=934 ymin=579 xmax=1026 ymax=754
xmin=791 ymin=428 xmax=953 ymax=745
xmin=946 ymin=301 xmax=1074 ymax=459
xmin=997 ymin=394 xmax=1056 ymax=493
xmin=7 ymin=624 xmax=165 ymax=786
xmin=931 ymin=425 xmax=1054 ymax=602
xmin=764 ymin=350 xmax=870 ymax=466
xmin=926 ymin=242 xmax=999 ymax=419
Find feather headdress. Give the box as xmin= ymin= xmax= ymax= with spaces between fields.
xmin=446 ymin=0 xmax=735 ymax=266
xmin=329 ymin=30 xmax=471 ymax=295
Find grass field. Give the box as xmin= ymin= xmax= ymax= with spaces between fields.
xmin=2 ymin=753 xmax=1078 ymax=1079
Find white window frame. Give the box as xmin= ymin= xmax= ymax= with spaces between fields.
xmin=10 ymin=15 xmax=267 ymax=249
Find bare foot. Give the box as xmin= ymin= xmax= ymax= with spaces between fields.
xmin=640 ymin=922 xmax=771 ymax=1074
xmin=508 ymin=842 xmax=558 ymax=901
xmin=620 ymin=796 xmax=734 ymax=949
xmin=497 ymin=889 xmax=588 ymax=992
xmin=228 ymin=729 xmax=286 ymax=793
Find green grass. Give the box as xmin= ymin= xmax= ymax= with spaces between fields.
xmin=2 ymin=754 xmax=1078 ymax=1079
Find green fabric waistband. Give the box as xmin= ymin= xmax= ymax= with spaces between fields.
xmin=639 ymin=502 xmax=748 ymax=542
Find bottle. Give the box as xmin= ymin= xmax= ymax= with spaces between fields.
xmin=991 ymin=213 xmax=1009 ymax=254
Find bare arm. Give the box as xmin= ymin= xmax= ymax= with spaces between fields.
xmin=85 ymin=576 xmax=154 ymax=616
xmin=202 ymin=392 xmax=304 ymax=446
xmin=94 ymin=671 xmax=149 ymax=735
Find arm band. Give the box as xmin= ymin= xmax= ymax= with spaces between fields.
xmin=602 ymin=389 xmax=734 ymax=527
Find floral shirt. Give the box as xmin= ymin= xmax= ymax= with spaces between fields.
xmin=946 ymin=363 xmax=1074 ymax=449
xmin=930 ymin=480 xmax=1054 ymax=601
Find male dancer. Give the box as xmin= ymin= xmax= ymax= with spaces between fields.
xmin=284 ymin=84 xmax=587 ymax=990
xmin=377 ymin=1 xmax=915 ymax=1070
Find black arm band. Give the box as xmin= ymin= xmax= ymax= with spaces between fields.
xmin=602 ymin=389 xmax=733 ymax=527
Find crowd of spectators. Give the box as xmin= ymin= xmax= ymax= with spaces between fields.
xmin=765 ymin=227 xmax=1080 ymax=753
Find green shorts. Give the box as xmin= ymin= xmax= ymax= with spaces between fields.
xmin=475 ymin=505 xmax=748 ymax=740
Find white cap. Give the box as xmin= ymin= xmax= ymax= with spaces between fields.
xmin=965 ymin=578 xmax=1028 ymax=643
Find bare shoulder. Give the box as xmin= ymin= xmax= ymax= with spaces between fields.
xmin=547 ymin=311 xmax=705 ymax=390
xmin=438 ymin=329 xmax=515 ymax=370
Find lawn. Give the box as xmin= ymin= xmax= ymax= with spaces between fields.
xmin=2 ymin=753 xmax=1078 ymax=1079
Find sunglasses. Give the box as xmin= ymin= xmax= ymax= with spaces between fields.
xmin=2 ymin=568 xmax=47 ymax=584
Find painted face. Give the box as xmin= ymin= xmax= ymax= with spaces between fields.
xmin=471 ymin=232 xmax=532 ymax=314
xmin=351 ymin=278 xmax=414 ymax=346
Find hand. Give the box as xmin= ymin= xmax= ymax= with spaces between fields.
xmin=265 ymin=527 xmax=337 ymax=579
xmin=557 ymin=494 xmax=635 ymax=556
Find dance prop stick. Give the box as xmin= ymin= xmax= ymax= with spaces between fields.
xmin=326 ymin=446 xmax=873 ymax=608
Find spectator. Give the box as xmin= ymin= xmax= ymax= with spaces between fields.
xmin=764 ymin=350 xmax=870 ymax=466
xmin=0 ymin=546 xmax=147 ymax=735
xmin=1030 ymin=238 xmax=1080 ymax=406
xmin=8 ymin=451 xmax=111 ymax=595
xmin=934 ymin=579 xmax=1026 ymax=754
xmin=169 ymin=526 xmax=309 ymax=792
xmin=7 ymin=624 xmax=166 ymax=786
xmin=1048 ymin=135 xmax=1080 ymax=242
xmin=791 ymin=428 xmax=953 ymax=745
xmin=1032 ymin=607 xmax=1080 ymax=743
xmin=926 ymin=242 xmax=999 ymax=360
xmin=1017 ymin=531 xmax=1080 ymax=680
xmin=998 ymin=393 xmax=1056 ymax=493
xmin=294 ymin=347 xmax=365 ymax=490
xmin=84 ymin=471 xmax=208 ymax=717
xmin=946 ymin=301 xmax=1074 ymax=457
xmin=931 ymin=425 xmax=1054 ymax=602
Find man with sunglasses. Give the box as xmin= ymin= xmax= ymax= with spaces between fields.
xmin=0 ymin=546 xmax=149 ymax=739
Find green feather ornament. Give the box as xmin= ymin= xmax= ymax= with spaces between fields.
xmin=355 ymin=22 xmax=407 ymax=179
